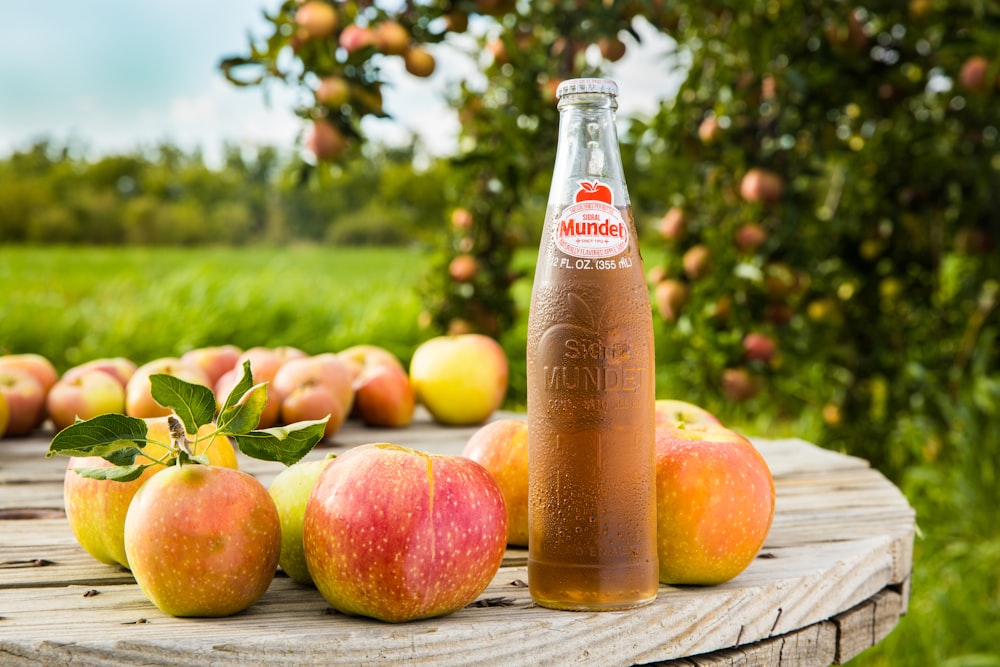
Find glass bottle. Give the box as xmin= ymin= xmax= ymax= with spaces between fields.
xmin=526 ymin=78 xmax=658 ymax=611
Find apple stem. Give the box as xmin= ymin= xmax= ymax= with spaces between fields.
xmin=167 ymin=415 xmax=193 ymax=459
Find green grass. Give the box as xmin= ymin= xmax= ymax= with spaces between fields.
xmin=1 ymin=245 xmax=428 ymax=371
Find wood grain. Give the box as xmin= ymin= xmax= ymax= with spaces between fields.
xmin=0 ymin=414 xmax=914 ymax=666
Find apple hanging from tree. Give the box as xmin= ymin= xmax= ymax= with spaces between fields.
xmin=304 ymin=443 xmax=508 ymax=622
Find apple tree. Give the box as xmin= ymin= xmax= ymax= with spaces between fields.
xmin=223 ymin=0 xmax=1000 ymax=474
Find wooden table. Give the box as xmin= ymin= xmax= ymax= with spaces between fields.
xmin=1 ymin=412 xmax=914 ymax=666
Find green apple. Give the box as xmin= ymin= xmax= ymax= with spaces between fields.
xmin=304 ymin=443 xmax=508 ymax=622
xmin=267 ymin=456 xmax=334 ymax=585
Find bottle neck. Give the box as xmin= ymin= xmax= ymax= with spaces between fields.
xmin=549 ymin=94 xmax=628 ymax=209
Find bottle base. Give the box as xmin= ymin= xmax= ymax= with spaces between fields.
xmin=530 ymin=593 xmax=657 ymax=612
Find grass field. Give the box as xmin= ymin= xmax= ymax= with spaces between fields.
xmin=2 ymin=244 xmax=996 ymax=666
xmin=2 ymin=245 xmax=429 ymax=371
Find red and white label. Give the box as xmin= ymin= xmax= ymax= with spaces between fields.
xmin=553 ymin=180 xmax=628 ymax=259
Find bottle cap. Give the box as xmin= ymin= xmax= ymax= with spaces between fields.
xmin=556 ymin=78 xmax=619 ymax=99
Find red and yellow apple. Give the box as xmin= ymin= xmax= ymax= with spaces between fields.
xmin=303 ymin=443 xmax=508 ymax=622
xmin=0 ymin=367 xmax=47 ymax=436
xmin=46 ymin=368 xmax=126 ymax=431
xmin=654 ymin=423 xmax=775 ymax=585
xmin=0 ymin=353 xmax=59 ymax=395
xmin=125 ymin=358 xmax=211 ymax=419
xmin=62 ymin=357 xmax=137 ymax=387
xmin=63 ymin=418 xmax=238 ymax=568
xmin=403 ymin=46 xmax=436 ymax=77
xmin=124 ymin=464 xmax=281 ymax=617
xmin=295 ymin=1 xmax=338 ymax=40
xmin=409 ymin=334 xmax=509 ymax=425
xmin=654 ymin=399 xmax=722 ymax=429
xmin=273 ymin=353 xmax=354 ymax=437
xmin=180 ymin=344 xmax=242 ymax=387
xmin=460 ymin=418 xmax=528 ymax=546
xmin=352 ymin=363 xmax=415 ymax=428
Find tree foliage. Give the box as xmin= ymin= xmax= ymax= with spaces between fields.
xmin=221 ymin=0 xmax=1000 ymax=477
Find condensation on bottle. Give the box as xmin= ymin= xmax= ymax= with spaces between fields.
xmin=526 ymin=78 xmax=659 ymax=611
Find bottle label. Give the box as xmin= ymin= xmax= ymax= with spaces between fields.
xmin=553 ymin=180 xmax=628 ymax=259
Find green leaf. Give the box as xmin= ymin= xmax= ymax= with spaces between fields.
xmin=220 ymin=361 xmax=256 ymax=414
xmin=231 ymin=418 xmax=329 ymax=467
xmin=72 ymin=463 xmax=153 ymax=483
xmin=217 ymin=382 xmax=268 ymax=436
xmin=150 ymin=374 xmax=217 ymax=434
xmin=47 ymin=414 xmax=149 ymax=462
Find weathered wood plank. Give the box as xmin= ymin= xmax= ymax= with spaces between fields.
xmin=0 ymin=416 xmax=914 ymax=666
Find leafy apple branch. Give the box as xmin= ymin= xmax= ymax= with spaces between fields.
xmin=47 ymin=361 xmax=329 ymax=480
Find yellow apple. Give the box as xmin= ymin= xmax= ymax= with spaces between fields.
xmin=409 ymin=334 xmax=509 ymax=425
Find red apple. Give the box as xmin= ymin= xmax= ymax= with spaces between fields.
xmin=295 ymin=1 xmax=338 ymax=40
xmin=574 ymin=180 xmax=613 ymax=205
xmin=735 ymin=223 xmax=768 ymax=253
xmin=654 ymin=279 xmax=689 ymax=321
xmin=959 ymin=55 xmax=992 ymax=93
xmin=306 ymin=119 xmax=348 ymax=161
xmin=124 ymin=464 xmax=281 ymax=617
xmin=448 ymin=254 xmax=478 ymax=283
xmin=374 ymin=20 xmax=410 ymax=55
xmin=353 ymin=363 xmax=415 ymax=428
xmin=125 ymin=358 xmax=211 ymax=419
xmin=268 ymin=457 xmax=335 ymax=585
xmin=654 ymin=423 xmax=775 ymax=585
xmin=721 ymin=367 xmax=762 ymax=402
xmin=281 ymin=382 xmax=342 ymax=438
xmin=403 ymin=46 xmax=436 ymax=77
xmin=409 ymin=334 xmax=509 ymax=425
xmin=337 ymin=344 xmax=404 ymax=382
xmin=180 ymin=344 xmax=242 ymax=387
xmin=62 ymin=357 xmax=137 ymax=387
xmin=657 ymin=206 xmax=685 ymax=241
xmin=698 ymin=116 xmax=722 ymax=144
xmin=598 ymin=36 xmax=626 ymax=62
xmin=339 ymin=24 xmax=375 ymax=53
xmin=743 ymin=332 xmax=777 ymax=364
xmin=315 ymin=76 xmax=350 ymax=107
xmin=682 ymin=244 xmax=711 ymax=280
xmin=274 ymin=354 xmax=355 ymax=435
xmin=460 ymin=418 xmax=528 ymax=546
xmin=0 ymin=368 xmax=46 ymax=436
xmin=0 ymin=353 xmax=58 ymax=395
xmin=740 ymin=168 xmax=785 ymax=205
xmin=451 ymin=207 xmax=474 ymax=230
xmin=47 ymin=369 xmax=126 ymax=431
xmin=303 ymin=443 xmax=508 ymax=622
xmin=654 ymin=399 xmax=722 ymax=429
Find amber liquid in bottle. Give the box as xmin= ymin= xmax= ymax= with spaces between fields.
xmin=527 ymin=79 xmax=658 ymax=611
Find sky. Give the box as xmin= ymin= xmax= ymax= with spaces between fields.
xmin=0 ymin=1 xmax=683 ymax=168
